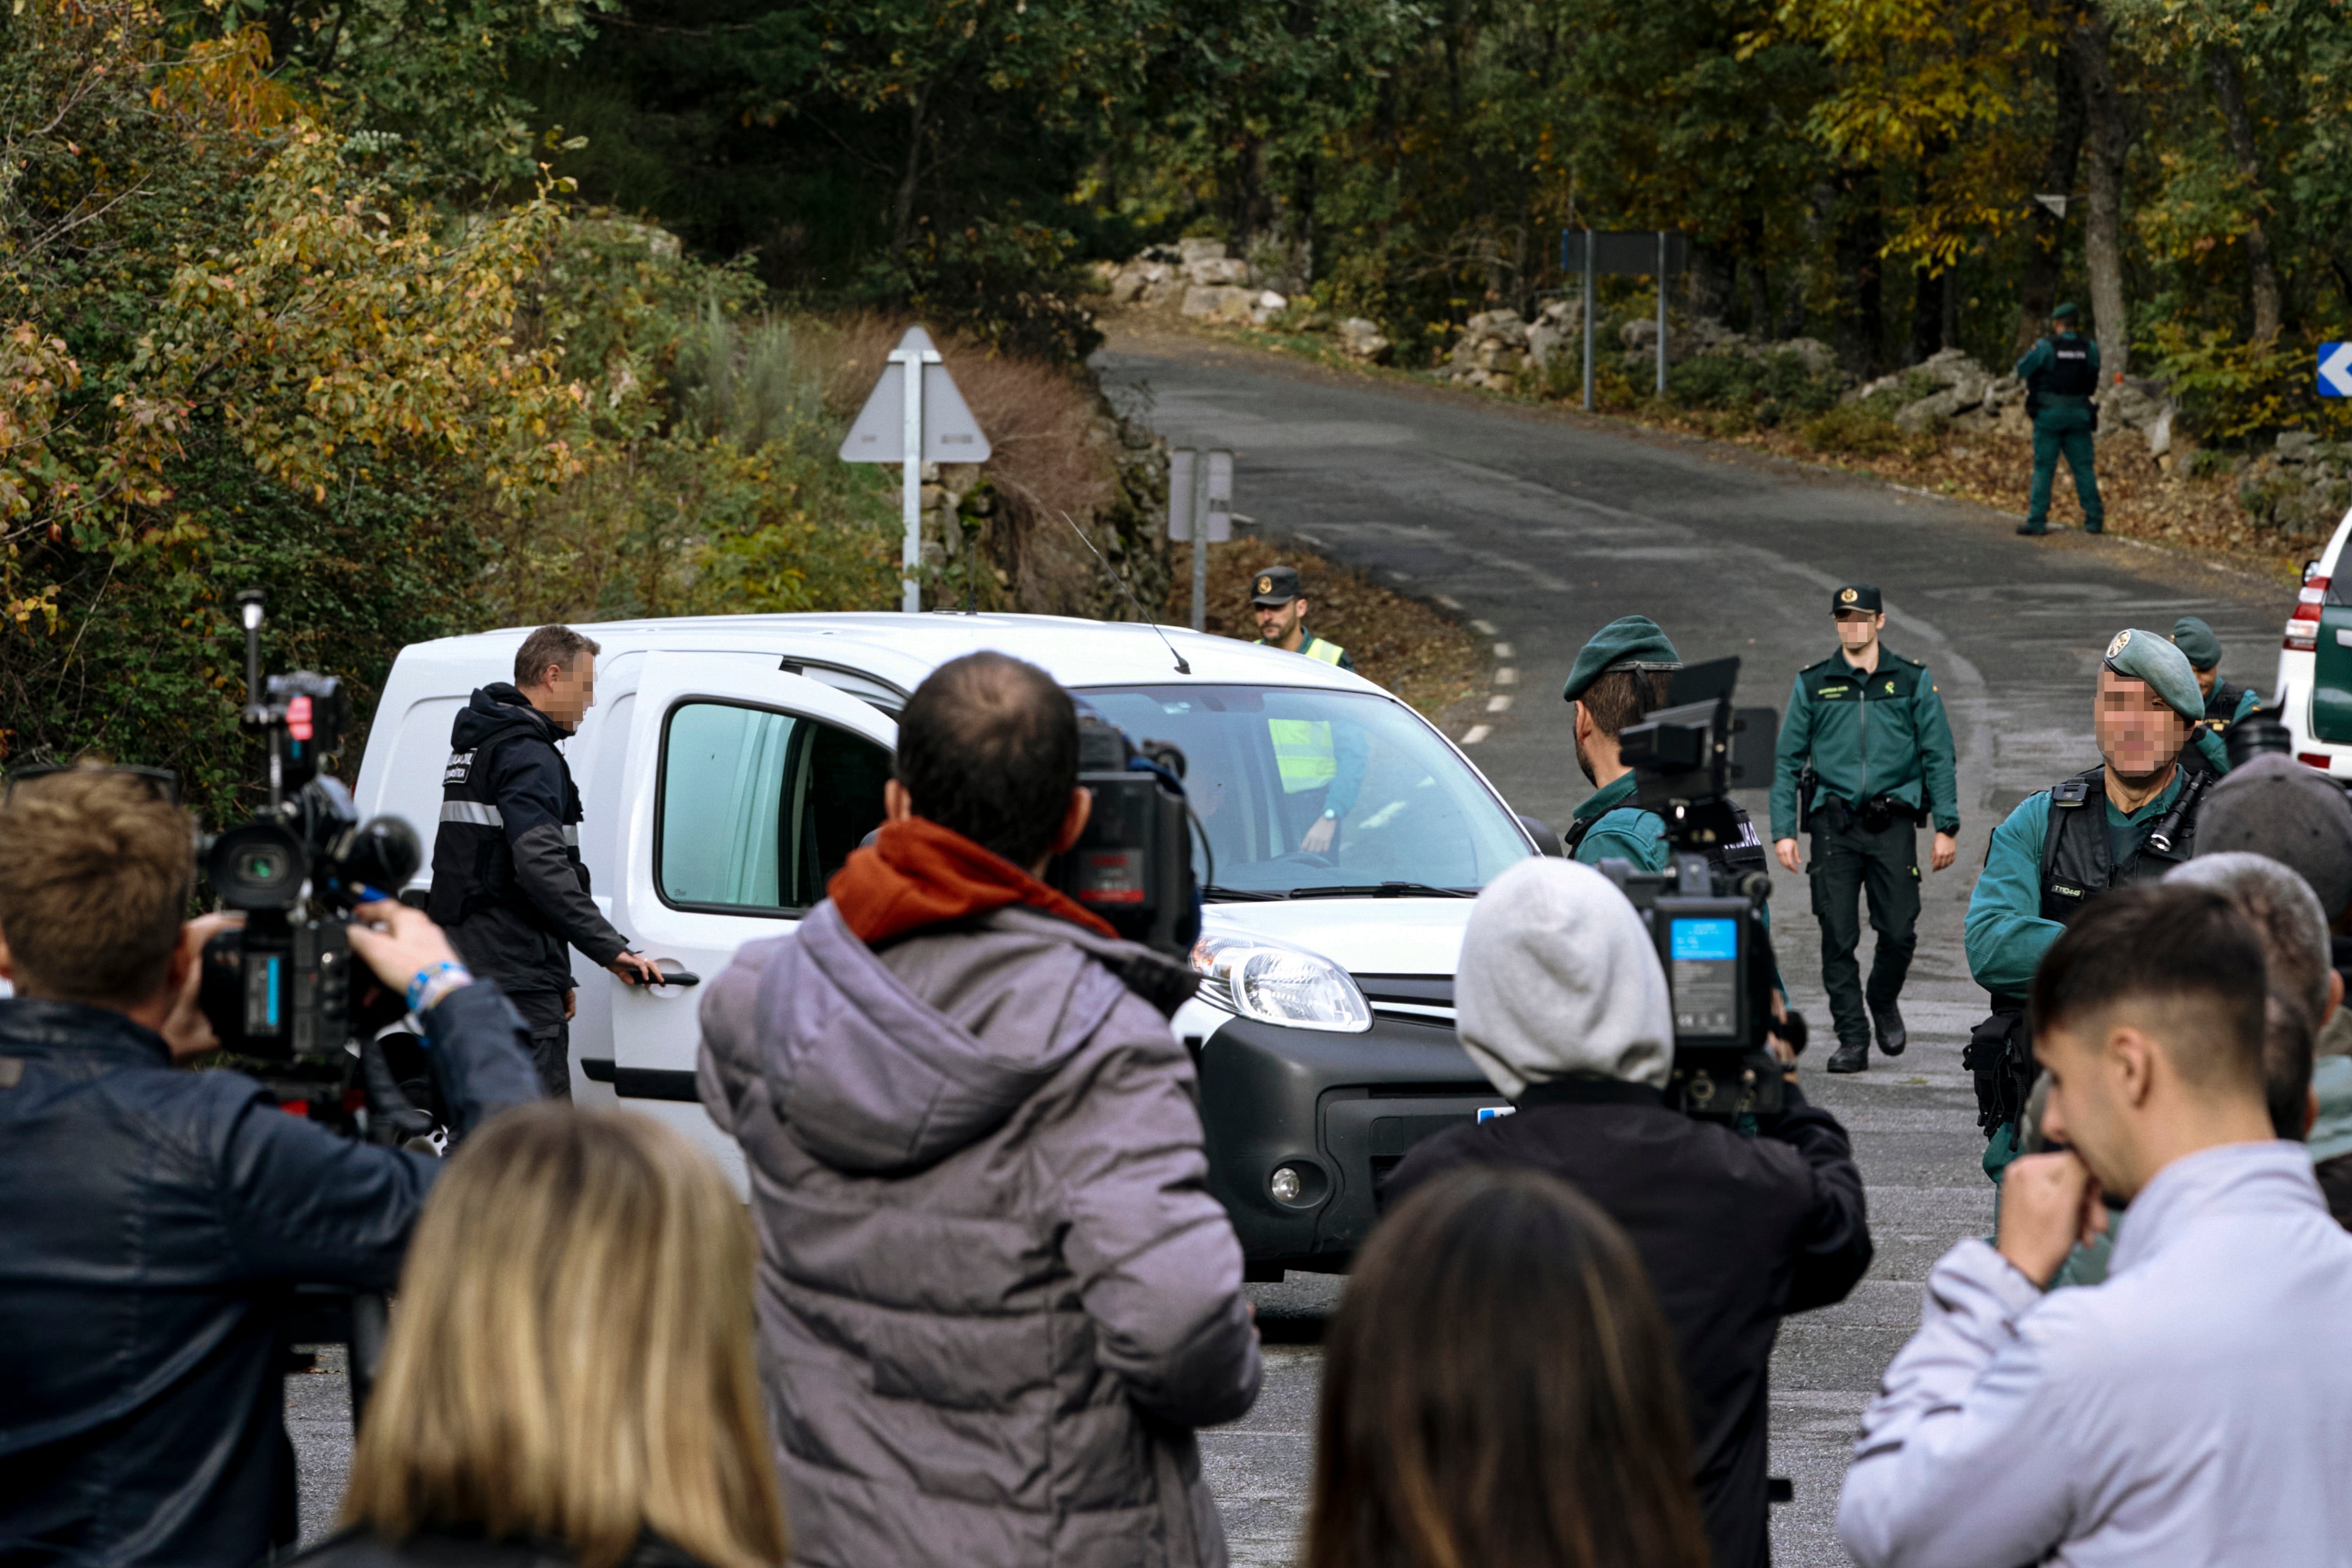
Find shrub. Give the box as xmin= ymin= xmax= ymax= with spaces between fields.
xmin=1801 ymin=403 xmax=1905 ymax=457
xmin=1668 ymin=349 xmax=1845 ymax=429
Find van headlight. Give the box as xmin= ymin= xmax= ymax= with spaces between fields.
xmin=1190 ymin=930 xmax=1372 ymax=1032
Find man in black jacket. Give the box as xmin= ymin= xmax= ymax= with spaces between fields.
xmin=0 ymin=766 xmax=541 ymax=1566
xmin=1385 ymin=857 xmax=1871 ymax=1568
xmin=429 ymin=625 xmax=662 ymax=1097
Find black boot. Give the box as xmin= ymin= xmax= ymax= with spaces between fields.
xmin=1873 ymin=1002 xmax=1908 ymax=1057
xmin=1826 ymin=1038 xmax=1870 ymax=1074
xmin=2016 ymin=521 xmax=2047 ymax=536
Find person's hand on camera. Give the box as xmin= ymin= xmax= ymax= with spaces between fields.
xmin=162 ymin=913 xmax=240 ymax=1061
xmin=609 ymin=949 xmax=666 ymax=987
xmin=1774 ymin=838 xmax=1803 ymax=875
xmin=1930 ymin=830 xmax=1958 ymax=872
xmin=1996 ymin=1150 xmax=2108 ymax=1288
xmin=348 ymin=899 xmax=461 ymax=993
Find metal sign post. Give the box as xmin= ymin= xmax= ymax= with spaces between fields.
xmin=840 ymin=325 xmax=992 ymax=612
xmin=1168 ymin=449 xmax=1233 ymax=632
xmin=1560 ymin=231 xmax=1690 ymax=411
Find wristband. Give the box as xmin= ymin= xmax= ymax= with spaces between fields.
xmin=407 ymin=961 xmax=474 ymax=1017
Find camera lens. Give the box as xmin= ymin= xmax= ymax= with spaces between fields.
xmin=203 ymin=822 xmax=309 ymax=911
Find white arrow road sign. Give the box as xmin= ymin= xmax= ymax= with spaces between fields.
xmin=2319 ymin=342 xmax=2352 ymax=398
xmin=839 ymin=326 xmax=991 ymax=611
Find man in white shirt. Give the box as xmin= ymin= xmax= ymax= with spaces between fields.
xmin=1837 ymin=883 xmax=2352 ymax=1567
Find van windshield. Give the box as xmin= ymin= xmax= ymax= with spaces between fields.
xmin=1079 ymin=684 xmax=1532 ymax=898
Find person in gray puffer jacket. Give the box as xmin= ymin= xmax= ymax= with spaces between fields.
xmin=698 ymin=651 xmax=1262 ymax=1568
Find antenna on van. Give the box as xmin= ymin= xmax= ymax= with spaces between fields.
xmin=1058 ymin=509 xmax=1190 ymax=676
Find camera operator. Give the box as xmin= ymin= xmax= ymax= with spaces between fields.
xmin=0 ymin=767 xmax=540 ymax=1567
xmin=1383 ymin=857 xmax=1872 ymax=1568
xmin=429 ymin=625 xmax=664 ymax=1098
xmin=697 ymin=651 xmax=1261 ymax=1568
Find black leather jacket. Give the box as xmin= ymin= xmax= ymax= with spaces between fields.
xmin=0 ymin=985 xmax=540 ymax=1567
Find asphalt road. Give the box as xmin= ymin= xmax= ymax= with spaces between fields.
xmin=1092 ymin=325 xmax=2287 ymax=1567
xmin=285 ymin=329 xmax=2288 ymax=1565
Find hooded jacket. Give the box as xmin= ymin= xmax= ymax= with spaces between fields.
xmin=428 ymin=684 xmax=629 ymax=994
xmin=696 ymin=820 xmax=1261 ymax=1568
xmin=1383 ymin=858 xmax=1872 ymax=1568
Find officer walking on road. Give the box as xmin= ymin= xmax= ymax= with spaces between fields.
xmin=2171 ymin=615 xmax=2261 ymax=737
xmin=2014 ymin=302 xmax=2104 ymax=537
xmin=1770 ymin=586 xmax=1961 ymax=1075
xmin=1249 ymin=565 xmax=1354 ymax=670
xmin=1961 ymin=628 xmax=2219 ymax=1183
xmin=430 ymin=624 xmax=664 ymax=1098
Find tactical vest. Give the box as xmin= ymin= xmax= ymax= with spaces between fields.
xmin=2203 ymin=679 xmax=2248 ymax=732
xmin=1562 ymin=794 xmax=1770 ymax=883
xmin=426 ymin=717 xmax=587 ymax=929
xmin=2044 ymin=338 xmax=2095 ymax=398
xmin=2034 ymin=757 xmax=2211 ymax=929
xmin=1269 ymin=718 xmax=1339 ymax=794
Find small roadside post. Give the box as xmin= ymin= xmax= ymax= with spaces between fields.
xmin=1559 ymin=230 xmax=1690 ymax=411
xmin=839 ymin=325 xmax=992 ymax=612
xmin=2320 ymin=342 xmax=2352 ymax=398
xmin=1168 ymin=448 xmax=1234 ymax=632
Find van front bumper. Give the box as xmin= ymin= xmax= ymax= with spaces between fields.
xmin=1194 ymin=1010 xmax=1501 ymax=1272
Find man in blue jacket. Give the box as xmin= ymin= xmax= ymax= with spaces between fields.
xmin=0 ymin=766 xmax=540 ymax=1566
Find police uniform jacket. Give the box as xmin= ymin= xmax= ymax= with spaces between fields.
xmin=2016 ymin=331 xmax=2100 ymax=432
xmin=428 ymin=684 xmax=630 ymax=994
xmin=1768 ymin=650 xmax=1960 ymax=842
xmin=1962 ymin=746 xmax=2219 ymax=1001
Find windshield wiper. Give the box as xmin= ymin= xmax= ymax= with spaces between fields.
xmin=1203 ymin=884 xmax=1286 ymax=902
xmin=1284 ymin=882 xmax=1477 ymax=900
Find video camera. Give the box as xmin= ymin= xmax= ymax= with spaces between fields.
xmin=197 ymin=592 xmax=423 ymax=1114
xmin=1049 ymin=707 xmax=1200 ymax=959
xmin=1598 ymin=657 xmax=1786 ymax=1119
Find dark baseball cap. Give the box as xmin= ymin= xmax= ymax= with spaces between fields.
xmin=1250 ymin=565 xmax=1304 ymax=606
xmin=2053 ymin=301 xmax=2080 ymax=321
xmin=2197 ymin=754 xmax=2352 ymax=918
xmin=1833 ymin=584 xmax=1883 ymax=615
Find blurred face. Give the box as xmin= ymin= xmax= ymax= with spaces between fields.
xmin=2095 ymin=670 xmax=2188 ymax=783
xmin=1253 ymin=597 xmax=1305 ymax=644
xmin=1834 ymin=609 xmax=1884 ymax=652
xmin=535 ymin=654 xmax=597 ymax=728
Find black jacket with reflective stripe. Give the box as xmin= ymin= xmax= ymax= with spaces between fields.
xmin=428 ymin=685 xmax=627 ymax=993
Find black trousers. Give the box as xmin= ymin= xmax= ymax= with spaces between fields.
xmin=506 ymin=987 xmax=573 ymax=1100
xmin=1807 ymin=817 xmax=1921 ymax=1047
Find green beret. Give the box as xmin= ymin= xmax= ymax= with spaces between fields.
xmin=2052 ymin=301 xmax=2080 ymax=321
xmin=1563 ymin=615 xmax=1682 ymax=705
xmin=2169 ymin=616 xmax=2223 ymax=671
xmin=2103 ymin=628 xmax=2203 ymax=722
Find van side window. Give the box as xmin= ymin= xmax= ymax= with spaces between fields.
xmin=658 ymin=701 xmax=891 ymax=914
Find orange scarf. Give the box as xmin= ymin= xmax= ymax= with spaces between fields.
xmin=827 ymin=817 xmax=1116 ymax=946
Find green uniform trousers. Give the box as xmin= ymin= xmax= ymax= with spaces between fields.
xmin=2026 ymin=421 xmax=2103 ymax=531
xmin=1809 ymin=816 xmax=1921 ymax=1047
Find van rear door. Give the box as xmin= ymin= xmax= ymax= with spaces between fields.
xmin=596 ymin=651 xmax=897 ymax=1183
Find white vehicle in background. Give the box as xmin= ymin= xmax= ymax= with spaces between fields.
xmin=353 ymin=612 xmax=1552 ymax=1274
xmin=2276 ymin=508 xmax=2352 ymax=775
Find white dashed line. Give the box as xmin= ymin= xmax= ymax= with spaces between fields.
xmin=1493 ymin=667 xmax=1518 ymax=685
xmin=1469 ymin=617 xmax=1497 ymax=636
xmin=1436 ymin=595 xmax=1464 ymax=611
xmin=1461 ymin=724 xmax=1491 ymax=746
xmin=1486 ymin=694 xmax=1512 ymax=713
xmin=1388 ymin=569 xmax=1413 ymax=583
xmin=1493 ymin=642 xmax=1514 ymax=659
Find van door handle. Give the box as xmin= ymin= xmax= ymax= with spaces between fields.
xmin=635 ymin=968 xmax=700 ymax=987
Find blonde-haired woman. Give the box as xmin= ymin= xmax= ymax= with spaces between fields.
xmin=293 ymin=1105 xmax=787 ymax=1568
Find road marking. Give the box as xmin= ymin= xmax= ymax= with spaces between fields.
xmin=1494 ymin=667 xmax=1518 ymax=685
xmin=1388 ymin=569 xmax=1413 ymax=582
xmin=1461 ymin=724 xmax=1491 ymax=745
xmin=1487 ymin=693 xmax=1512 ymax=712
xmin=1493 ymin=641 xmax=1514 ymax=658
xmin=1470 ymin=616 xmax=1497 ymax=634
xmin=1436 ymin=594 xmax=1464 ymax=611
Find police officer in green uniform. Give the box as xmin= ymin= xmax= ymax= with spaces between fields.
xmin=1769 ymin=585 xmax=1961 ymax=1075
xmin=2171 ymin=615 xmax=2261 ymax=738
xmin=1250 ymin=564 xmax=1363 ymax=853
xmin=2014 ymin=302 xmax=2104 ymax=537
xmin=1962 ymin=628 xmax=2221 ymax=1184
xmin=1250 ymin=565 xmax=1354 ymax=671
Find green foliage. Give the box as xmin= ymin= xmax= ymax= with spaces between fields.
xmin=1668 ymin=350 xmax=1845 ymax=428
xmin=2142 ymin=323 xmax=2352 ymax=447
xmin=1800 ymin=403 xmax=1905 ymax=457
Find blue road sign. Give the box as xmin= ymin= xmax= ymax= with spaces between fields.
xmin=2321 ymin=342 xmax=2352 ymax=398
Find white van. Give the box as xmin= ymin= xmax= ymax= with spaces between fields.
xmin=2276 ymin=509 xmax=2352 ymax=773
xmin=353 ymin=612 xmax=1546 ymax=1273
